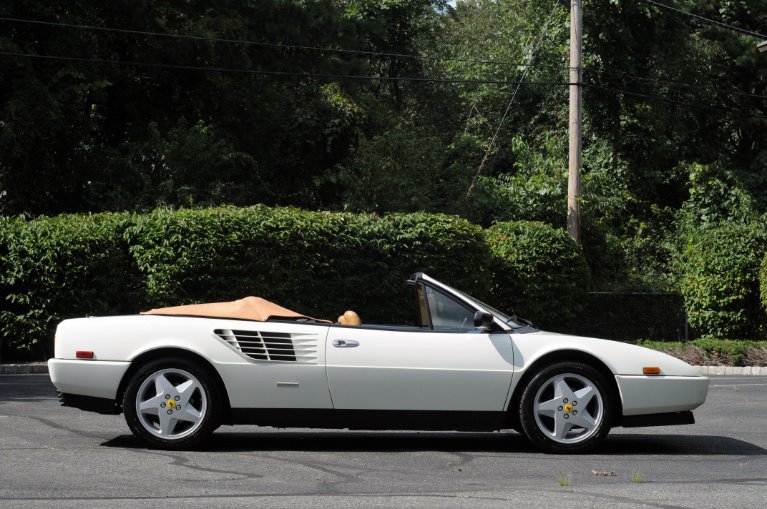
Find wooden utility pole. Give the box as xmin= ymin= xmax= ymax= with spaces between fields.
xmin=567 ymin=0 xmax=583 ymax=244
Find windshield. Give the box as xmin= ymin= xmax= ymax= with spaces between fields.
xmin=436 ymin=281 xmax=531 ymax=329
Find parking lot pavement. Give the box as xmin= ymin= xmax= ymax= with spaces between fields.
xmin=1 ymin=375 xmax=765 ymax=509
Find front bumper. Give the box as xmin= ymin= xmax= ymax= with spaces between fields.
xmin=48 ymin=358 xmax=131 ymax=400
xmin=616 ymin=375 xmax=709 ymax=416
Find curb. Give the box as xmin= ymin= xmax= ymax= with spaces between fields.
xmin=695 ymin=365 xmax=767 ymax=376
xmin=2 ymin=364 xmax=767 ymax=376
xmin=0 ymin=363 xmax=49 ymax=375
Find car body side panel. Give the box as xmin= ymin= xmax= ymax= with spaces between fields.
xmin=508 ymin=331 xmax=708 ymax=416
xmin=52 ymin=315 xmax=333 ymax=409
xmin=326 ymin=327 xmax=514 ymax=411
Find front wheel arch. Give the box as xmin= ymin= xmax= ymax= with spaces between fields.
xmin=507 ymin=350 xmax=622 ymax=431
xmin=116 ymin=348 xmax=232 ymax=425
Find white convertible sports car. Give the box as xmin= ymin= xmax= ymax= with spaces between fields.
xmin=49 ymin=273 xmax=709 ymax=453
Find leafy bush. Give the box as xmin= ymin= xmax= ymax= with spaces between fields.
xmin=678 ymin=162 xmax=755 ymax=228
xmin=125 ymin=206 xmax=489 ymax=325
xmin=0 ymin=216 xmax=17 ymax=361
xmin=467 ymin=174 xmax=566 ymax=227
xmin=760 ymin=252 xmax=767 ymax=318
xmin=91 ymin=121 xmax=262 ymax=212
xmin=335 ymin=126 xmax=476 ymax=214
xmin=0 ymin=213 xmax=139 ymax=360
xmin=681 ymin=223 xmax=767 ymax=339
xmin=484 ymin=221 xmax=590 ymax=331
xmin=1 ymin=207 xmax=489 ymax=359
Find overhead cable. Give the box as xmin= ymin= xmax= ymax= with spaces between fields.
xmin=0 ymin=50 xmax=569 ymax=86
xmin=0 ymin=15 xmax=566 ymax=70
xmin=638 ymin=0 xmax=767 ymax=39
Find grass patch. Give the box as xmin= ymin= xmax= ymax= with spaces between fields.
xmin=555 ymin=472 xmax=573 ymax=487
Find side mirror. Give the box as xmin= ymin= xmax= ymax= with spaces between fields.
xmin=473 ymin=310 xmax=494 ymax=331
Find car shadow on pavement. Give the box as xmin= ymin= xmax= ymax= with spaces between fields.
xmin=102 ymin=430 xmax=766 ymax=456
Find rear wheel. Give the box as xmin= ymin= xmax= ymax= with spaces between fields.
xmin=123 ymin=358 xmax=221 ymax=449
xmin=519 ymin=362 xmax=614 ymax=453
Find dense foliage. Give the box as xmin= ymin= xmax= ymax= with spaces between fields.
xmin=0 ymin=213 xmax=139 ymax=360
xmin=0 ymin=207 xmax=489 ymax=360
xmin=680 ymin=223 xmax=767 ymax=339
xmin=761 ymin=253 xmax=767 ymax=317
xmin=126 ymin=206 xmax=488 ymax=321
xmin=484 ymin=221 xmax=590 ymax=331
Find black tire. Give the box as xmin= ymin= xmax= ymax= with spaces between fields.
xmin=519 ymin=361 xmax=614 ymax=454
xmin=123 ymin=357 xmax=222 ymax=450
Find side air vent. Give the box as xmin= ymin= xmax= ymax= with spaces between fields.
xmin=214 ymin=329 xmax=318 ymax=364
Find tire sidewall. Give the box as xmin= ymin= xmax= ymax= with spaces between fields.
xmin=123 ymin=358 xmax=221 ymax=450
xmin=519 ymin=361 xmax=614 ymax=454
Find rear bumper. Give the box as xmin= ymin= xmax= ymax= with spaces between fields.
xmin=616 ymin=375 xmax=709 ymax=416
xmin=48 ymin=358 xmax=130 ymax=400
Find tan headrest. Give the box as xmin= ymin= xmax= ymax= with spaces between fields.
xmin=338 ymin=310 xmax=361 ymax=326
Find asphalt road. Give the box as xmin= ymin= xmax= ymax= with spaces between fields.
xmin=1 ymin=375 xmax=765 ymax=509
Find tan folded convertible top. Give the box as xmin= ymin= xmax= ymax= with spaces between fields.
xmin=142 ymin=296 xmax=327 ymax=323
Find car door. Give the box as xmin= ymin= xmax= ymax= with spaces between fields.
xmin=212 ymin=320 xmax=334 ymax=409
xmin=325 ymin=284 xmax=515 ymax=411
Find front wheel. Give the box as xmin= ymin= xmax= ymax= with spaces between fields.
xmin=123 ymin=358 xmax=222 ymax=449
xmin=519 ymin=362 xmax=615 ymax=454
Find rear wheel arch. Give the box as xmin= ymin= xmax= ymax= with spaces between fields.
xmin=507 ymin=350 xmax=622 ymax=426
xmin=116 ymin=348 xmax=232 ymax=425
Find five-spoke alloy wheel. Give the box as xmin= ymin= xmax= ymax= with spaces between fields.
xmin=519 ymin=362 xmax=614 ymax=453
xmin=123 ymin=358 xmax=222 ymax=449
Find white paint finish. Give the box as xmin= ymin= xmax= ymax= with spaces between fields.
xmin=615 ymin=375 xmax=709 ymax=416
xmin=54 ymin=315 xmax=333 ymax=409
xmin=325 ymin=327 xmax=514 ymax=411
xmin=217 ymin=362 xmax=332 ymax=408
xmin=48 ymin=359 xmax=130 ymax=399
xmin=49 ymin=274 xmax=711 ymax=423
xmin=505 ymin=332 xmax=707 ymax=416
xmin=509 ymin=331 xmax=701 ymax=377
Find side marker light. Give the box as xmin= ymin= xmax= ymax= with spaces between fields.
xmin=76 ymin=351 xmax=94 ymax=359
xmin=643 ymin=367 xmax=661 ymax=375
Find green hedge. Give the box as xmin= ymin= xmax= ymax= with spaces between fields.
xmin=126 ymin=206 xmax=489 ymax=324
xmin=0 ymin=213 xmax=140 ymax=360
xmin=761 ymin=252 xmax=767 ymax=318
xmin=0 ymin=216 xmax=15 ymax=361
xmin=484 ymin=221 xmax=591 ymax=331
xmin=0 ymin=207 xmax=489 ymax=360
xmin=681 ymin=223 xmax=767 ymax=339
xmin=0 ymin=207 xmax=607 ymax=361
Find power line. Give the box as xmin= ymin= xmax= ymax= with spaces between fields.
xmin=638 ymin=0 xmax=767 ymax=40
xmin=583 ymin=67 xmax=767 ymax=102
xmin=0 ymin=50 xmax=571 ymax=86
xmin=461 ymin=11 xmax=556 ymax=211
xmin=3 ymin=51 xmax=764 ymax=119
xmin=0 ymin=15 xmax=566 ymax=71
xmin=584 ymin=82 xmax=767 ymax=121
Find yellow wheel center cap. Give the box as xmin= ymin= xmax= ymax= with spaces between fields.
xmin=563 ymin=403 xmax=573 ymax=414
xmin=167 ymin=400 xmax=176 ymax=409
